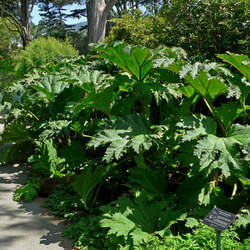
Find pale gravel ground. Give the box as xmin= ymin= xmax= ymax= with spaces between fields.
xmin=0 ymin=122 xmax=73 ymax=250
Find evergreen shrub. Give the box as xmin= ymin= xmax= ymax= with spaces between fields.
xmin=107 ymin=0 xmax=249 ymax=61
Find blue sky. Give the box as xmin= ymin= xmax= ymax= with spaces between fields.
xmin=31 ymin=3 xmax=86 ymax=25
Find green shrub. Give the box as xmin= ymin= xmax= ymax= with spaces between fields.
xmin=14 ymin=37 xmax=78 ymax=78
xmin=64 ymin=215 xmax=246 ymax=250
xmin=105 ymin=10 xmax=159 ymax=48
xmin=44 ymin=184 xmax=84 ymax=219
xmin=107 ymin=0 xmax=249 ymax=61
xmin=158 ymin=0 xmax=249 ymax=61
xmin=146 ymin=224 xmax=247 ymax=250
xmin=13 ymin=178 xmax=40 ymax=202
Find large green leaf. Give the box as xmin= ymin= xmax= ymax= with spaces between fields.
xmin=155 ymin=46 xmax=187 ymax=60
xmin=66 ymin=66 xmax=111 ymax=91
xmin=72 ymin=165 xmax=109 ymax=209
xmin=58 ymin=142 xmax=86 ymax=171
xmin=179 ymin=62 xmax=228 ymax=100
xmin=73 ymin=84 xmax=117 ymax=116
xmin=234 ymin=209 xmax=250 ymax=229
xmin=31 ymin=75 xmax=69 ymax=102
xmin=101 ymin=212 xmax=136 ymax=238
xmin=93 ymin=42 xmax=153 ymax=81
xmin=128 ymin=167 xmax=167 ymax=199
xmin=154 ymin=47 xmax=190 ymax=76
xmin=38 ymin=120 xmax=71 ymax=140
xmin=154 ymin=55 xmax=229 ymax=101
xmin=151 ymin=82 xmax=182 ymax=105
xmin=88 ymin=114 xmax=157 ymax=162
xmin=110 ymin=94 xmax=136 ymax=116
xmin=177 ymin=115 xmax=217 ymax=142
xmin=179 ymin=85 xmax=196 ymax=98
xmin=217 ymin=53 xmax=250 ymax=81
xmin=226 ymin=74 xmax=250 ymax=102
xmin=0 ymin=120 xmax=33 ymax=144
xmin=100 ymin=193 xmax=186 ymax=246
xmin=177 ymin=174 xmax=227 ymax=208
xmin=48 ymin=85 xmax=85 ymax=116
xmin=177 ymin=175 xmax=206 ymax=208
xmin=215 ymin=102 xmax=244 ymax=129
xmin=28 ymin=140 xmax=65 ymax=178
xmin=194 ymin=124 xmax=250 ymax=178
xmin=6 ymin=82 xmax=26 ymax=104
xmin=69 ymin=68 xmax=117 ymax=116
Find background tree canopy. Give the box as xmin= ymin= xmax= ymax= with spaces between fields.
xmin=1 ymin=0 xmax=248 ymax=57
xmin=107 ymin=0 xmax=249 ymax=61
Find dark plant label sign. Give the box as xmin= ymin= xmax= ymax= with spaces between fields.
xmin=203 ymin=207 xmax=236 ymax=232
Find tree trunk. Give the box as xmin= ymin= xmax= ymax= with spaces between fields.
xmin=58 ymin=7 xmax=64 ymax=26
xmin=87 ymin=0 xmax=117 ymax=47
xmin=20 ymin=0 xmax=31 ymax=49
xmin=105 ymin=13 xmax=112 ymax=37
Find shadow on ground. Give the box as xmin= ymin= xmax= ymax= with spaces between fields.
xmin=0 ymin=162 xmax=73 ymax=250
xmin=0 ymin=163 xmax=27 ymax=184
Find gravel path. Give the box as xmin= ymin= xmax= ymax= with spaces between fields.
xmin=0 ymin=123 xmax=73 ymax=250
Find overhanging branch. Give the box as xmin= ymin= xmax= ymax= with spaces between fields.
xmin=1 ymin=16 xmax=20 ymax=33
xmin=105 ymin=0 xmax=117 ymax=12
xmin=0 ymin=5 xmax=23 ymax=27
xmin=104 ymin=0 xmax=117 ymax=17
xmin=29 ymin=0 xmax=36 ymax=14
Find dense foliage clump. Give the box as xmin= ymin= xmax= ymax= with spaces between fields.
xmin=0 ymin=41 xmax=249 ymax=249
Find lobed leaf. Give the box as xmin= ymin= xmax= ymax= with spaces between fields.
xmin=93 ymin=42 xmax=153 ymax=81
xmin=177 ymin=115 xmax=217 ymax=142
xmin=88 ymin=114 xmax=155 ymax=162
xmin=0 ymin=120 xmax=33 ymax=144
xmin=217 ymin=53 xmax=250 ymax=81
xmin=194 ymin=124 xmax=250 ymax=178
xmin=72 ymin=165 xmax=109 ymax=209
xmin=31 ymin=75 xmax=69 ymax=102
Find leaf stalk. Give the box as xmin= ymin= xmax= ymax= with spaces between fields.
xmin=203 ymin=98 xmax=227 ymax=136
